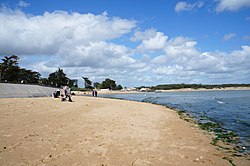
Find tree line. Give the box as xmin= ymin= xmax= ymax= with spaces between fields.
xmin=0 ymin=55 xmax=123 ymax=90
xmin=138 ymin=83 xmax=250 ymax=91
xmin=0 ymin=55 xmax=40 ymax=84
xmin=81 ymin=77 xmax=123 ymax=90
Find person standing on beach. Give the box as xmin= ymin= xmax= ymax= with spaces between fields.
xmin=65 ymin=86 xmax=72 ymax=102
xmin=60 ymin=86 xmax=66 ymax=101
xmin=60 ymin=86 xmax=72 ymax=102
xmin=94 ymin=90 xmax=98 ymax=97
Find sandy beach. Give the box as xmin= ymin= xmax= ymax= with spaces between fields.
xmin=0 ymin=96 xmax=249 ymax=165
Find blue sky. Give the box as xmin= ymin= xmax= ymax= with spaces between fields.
xmin=0 ymin=0 xmax=250 ymax=87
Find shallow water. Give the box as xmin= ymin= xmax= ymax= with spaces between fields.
xmin=100 ymin=90 xmax=250 ymax=152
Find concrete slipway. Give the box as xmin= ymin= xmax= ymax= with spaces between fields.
xmin=0 ymin=83 xmax=57 ymax=98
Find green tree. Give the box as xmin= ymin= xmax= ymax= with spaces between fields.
xmin=18 ymin=69 xmax=41 ymax=84
xmin=0 ymin=55 xmax=42 ymax=84
xmin=116 ymin=84 xmax=123 ymax=90
xmin=39 ymin=78 xmax=50 ymax=86
xmin=0 ymin=55 xmax=19 ymax=82
xmin=48 ymin=68 xmax=69 ymax=87
xmin=101 ymin=78 xmax=116 ymax=90
xmin=68 ymin=79 xmax=78 ymax=88
xmin=93 ymin=82 xmax=101 ymax=89
xmin=82 ymin=77 xmax=92 ymax=89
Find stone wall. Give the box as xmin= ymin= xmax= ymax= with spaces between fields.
xmin=0 ymin=83 xmax=57 ymax=98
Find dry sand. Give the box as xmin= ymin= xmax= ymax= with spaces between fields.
xmin=0 ymin=96 xmax=249 ymax=165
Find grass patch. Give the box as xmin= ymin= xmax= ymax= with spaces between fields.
xmin=222 ymin=157 xmax=236 ymax=166
xmin=199 ymin=122 xmax=221 ymax=131
xmin=176 ymin=110 xmax=196 ymax=123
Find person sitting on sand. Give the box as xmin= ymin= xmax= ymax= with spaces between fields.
xmin=53 ymin=89 xmax=60 ymax=98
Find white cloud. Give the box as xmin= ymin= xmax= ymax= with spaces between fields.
xmin=153 ymin=65 xmax=184 ymax=75
xmin=227 ymin=45 xmax=250 ymax=67
xmin=164 ymin=36 xmax=199 ymax=57
xmin=175 ymin=1 xmax=204 ymax=13
xmin=151 ymin=54 xmax=168 ymax=64
xmin=18 ymin=1 xmax=30 ymax=8
xmin=223 ymin=33 xmax=236 ymax=41
xmin=13 ymin=36 xmax=250 ymax=86
xmin=135 ymin=29 xmax=168 ymax=52
xmin=130 ymin=28 xmax=157 ymax=41
xmin=60 ymin=41 xmax=136 ymax=68
xmin=150 ymin=36 xmax=250 ymax=84
xmin=216 ymin=0 xmax=250 ymax=13
xmin=0 ymin=9 xmax=136 ymax=55
xmin=151 ymin=36 xmax=198 ymax=64
xmin=1 ymin=6 xmax=250 ymax=86
xmin=31 ymin=61 xmax=57 ymax=76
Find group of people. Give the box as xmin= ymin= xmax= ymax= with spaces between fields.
xmin=53 ymin=87 xmax=99 ymax=101
xmin=52 ymin=86 xmax=72 ymax=102
xmin=92 ymin=89 xmax=98 ymax=97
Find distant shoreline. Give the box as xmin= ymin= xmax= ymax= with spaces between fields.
xmin=72 ymin=86 xmax=250 ymax=95
xmin=154 ymin=86 xmax=250 ymax=92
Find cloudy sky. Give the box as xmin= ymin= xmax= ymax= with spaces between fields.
xmin=0 ymin=0 xmax=250 ymax=87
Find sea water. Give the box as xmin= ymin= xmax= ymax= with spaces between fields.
xmin=100 ymin=90 xmax=250 ymax=152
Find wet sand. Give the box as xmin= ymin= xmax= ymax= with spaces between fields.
xmin=0 ymin=96 xmax=248 ymax=165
